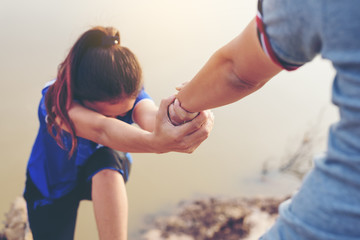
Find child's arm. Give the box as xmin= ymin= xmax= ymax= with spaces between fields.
xmin=174 ymin=18 xmax=282 ymax=113
xmin=132 ymin=99 xmax=158 ymax=132
xmin=66 ymin=95 xmax=213 ymax=153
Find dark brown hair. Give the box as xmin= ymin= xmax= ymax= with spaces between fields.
xmin=45 ymin=26 xmax=143 ymax=157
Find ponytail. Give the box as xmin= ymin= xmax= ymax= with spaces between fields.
xmin=45 ymin=26 xmax=142 ymax=158
xmin=45 ymin=49 xmax=77 ymax=157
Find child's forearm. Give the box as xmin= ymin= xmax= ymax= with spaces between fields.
xmin=69 ymin=96 xmax=213 ymax=154
xmin=97 ymin=117 xmax=159 ymax=153
xmin=68 ymin=101 xmax=159 ymax=153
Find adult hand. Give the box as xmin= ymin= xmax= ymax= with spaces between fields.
xmin=152 ymin=95 xmax=214 ymax=154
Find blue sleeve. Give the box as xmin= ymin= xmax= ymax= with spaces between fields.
xmin=134 ymin=88 xmax=152 ymax=105
xmin=38 ymin=86 xmax=50 ymax=124
xmin=117 ymin=88 xmax=153 ymax=124
xmin=257 ymin=0 xmax=322 ymax=70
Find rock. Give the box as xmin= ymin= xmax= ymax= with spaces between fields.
xmin=141 ymin=196 xmax=289 ymax=240
xmin=1 ymin=195 xmax=288 ymax=240
xmin=143 ymin=229 xmax=195 ymax=240
xmin=0 ymin=197 xmax=32 ymax=240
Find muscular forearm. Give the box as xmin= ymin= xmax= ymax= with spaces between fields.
xmin=176 ymin=50 xmax=259 ymax=112
xmin=176 ymin=18 xmax=282 ymax=113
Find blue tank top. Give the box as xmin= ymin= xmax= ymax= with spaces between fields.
xmin=26 ymin=81 xmax=152 ymax=200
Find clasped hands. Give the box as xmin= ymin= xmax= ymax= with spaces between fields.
xmin=151 ymin=81 xmax=213 ymax=154
xmin=168 ymin=81 xmax=204 ymax=126
xmin=168 ymin=98 xmax=199 ymax=126
xmin=152 ymin=82 xmax=214 ymax=154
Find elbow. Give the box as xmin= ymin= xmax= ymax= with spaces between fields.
xmin=231 ymin=75 xmax=266 ymax=91
xmin=228 ymin=60 xmax=267 ymax=92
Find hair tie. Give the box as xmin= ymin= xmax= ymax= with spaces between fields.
xmin=101 ymin=35 xmax=120 ymax=47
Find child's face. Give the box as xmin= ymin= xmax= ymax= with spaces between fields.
xmin=82 ymin=97 xmax=136 ymax=118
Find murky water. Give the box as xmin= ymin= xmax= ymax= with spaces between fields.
xmin=0 ymin=1 xmax=338 ymax=239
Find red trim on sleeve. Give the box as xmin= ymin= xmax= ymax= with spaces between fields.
xmin=256 ymin=0 xmax=301 ymax=71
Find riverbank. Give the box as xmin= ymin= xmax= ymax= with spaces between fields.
xmin=1 ymin=195 xmax=288 ymax=240
xmin=141 ymin=195 xmax=289 ymax=240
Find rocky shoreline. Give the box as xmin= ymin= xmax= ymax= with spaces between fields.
xmin=0 ymin=197 xmax=32 ymax=240
xmin=141 ymin=195 xmax=289 ymax=240
xmin=1 ymin=195 xmax=288 ymax=240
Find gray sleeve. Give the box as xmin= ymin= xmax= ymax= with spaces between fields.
xmin=261 ymin=0 xmax=323 ymax=66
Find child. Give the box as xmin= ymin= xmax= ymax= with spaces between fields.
xmin=24 ymin=26 xmax=213 ymax=240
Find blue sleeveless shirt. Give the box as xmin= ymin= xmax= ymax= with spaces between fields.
xmin=26 ymin=81 xmax=152 ymax=200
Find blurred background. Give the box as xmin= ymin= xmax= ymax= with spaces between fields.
xmin=0 ymin=0 xmax=338 ymax=239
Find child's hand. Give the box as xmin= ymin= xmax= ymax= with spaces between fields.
xmin=168 ymin=98 xmax=199 ymax=126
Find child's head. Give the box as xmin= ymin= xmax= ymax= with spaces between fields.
xmin=45 ymin=26 xmax=142 ymax=156
xmin=71 ymin=27 xmax=142 ymax=103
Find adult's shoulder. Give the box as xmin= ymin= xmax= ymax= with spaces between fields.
xmin=258 ymin=0 xmax=322 ymax=68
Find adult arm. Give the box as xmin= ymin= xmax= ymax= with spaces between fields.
xmin=175 ymin=18 xmax=282 ymax=113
